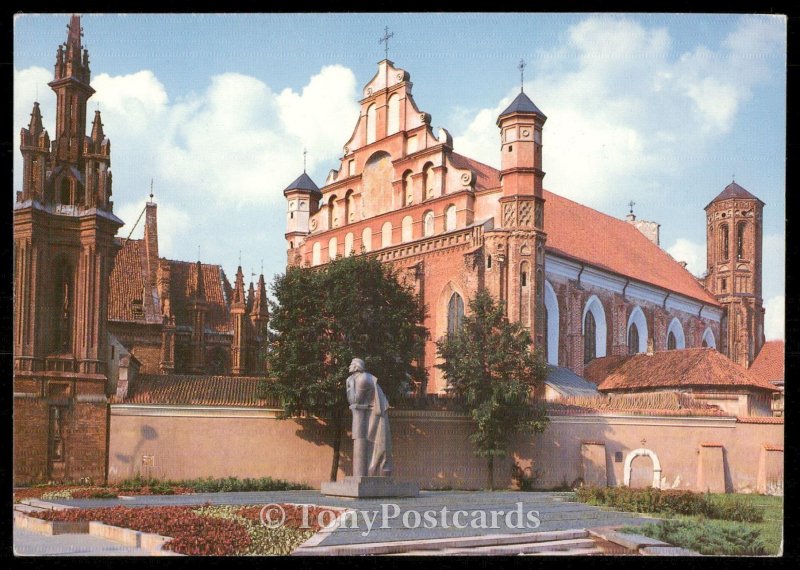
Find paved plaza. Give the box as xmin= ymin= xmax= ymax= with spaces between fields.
xmin=17 ymin=491 xmax=656 ymax=554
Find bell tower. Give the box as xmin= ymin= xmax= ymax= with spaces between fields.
xmin=492 ymin=69 xmax=548 ymax=349
xmin=704 ymin=181 xmax=765 ymax=367
xmin=13 ymin=15 xmax=123 ymax=484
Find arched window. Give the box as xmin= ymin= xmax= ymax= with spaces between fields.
xmin=628 ymin=325 xmax=639 ymax=355
xmin=667 ymin=331 xmax=677 ymax=350
xmin=387 ymin=93 xmax=400 ymax=135
xmin=381 ymin=221 xmax=393 ymax=248
xmin=327 ymin=195 xmax=337 ymax=229
xmin=401 ymin=170 xmax=413 ymax=207
xmin=344 ymin=190 xmax=354 ymax=224
xmin=444 ymin=205 xmax=456 ymax=232
xmin=59 ymin=179 xmax=70 ymax=205
xmin=423 ymin=162 xmax=434 ymax=199
xmin=401 ymin=215 xmax=413 ymax=243
xmin=423 ymin=211 xmax=434 ymax=237
xmin=584 ymin=311 xmax=596 ymax=364
xmin=626 ymin=306 xmax=648 ymax=354
xmin=344 ymin=232 xmax=355 ymax=256
xmin=312 ymin=242 xmax=321 ymax=266
xmin=666 ymin=317 xmax=686 ymax=350
xmin=447 ymin=292 xmax=464 ymax=336
xmin=702 ymin=327 xmax=716 ymax=349
xmin=328 ymin=237 xmax=338 ymax=261
xmin=486 ymin=254 xmax=492 ymax=269
xmin=737 ymin=222 xmax=746 ymax=260
xmin=53 ymin=257 xmax=74 ymax=354
xmin=366 ymin=104 xmax=377 ymax=144
xmin=582 ymin=295 xmax=607 ymax=363
xmin=544 ymin=280 xmax=559 ymax=365
xmin=720 ymin=224 xmax=729 ymax=260
xmin=362 ymin=227 xmax=372 ymax=252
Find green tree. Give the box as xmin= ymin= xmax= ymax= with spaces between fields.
xmin=435 ymin=288 xmax=549 ymax=490
xmin=264 ymin=254 xmax=427 ymax=481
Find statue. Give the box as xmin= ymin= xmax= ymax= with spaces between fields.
xmin=320 ymin=357 xmax=418 ymax=498
xmin=346 ymin=358 xmax=393 ymax=477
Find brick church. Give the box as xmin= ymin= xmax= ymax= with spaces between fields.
xmin=13 ymin=16 xmax=778 ymax=485
xmin=283 ymin=58 xmax=767 ymax=394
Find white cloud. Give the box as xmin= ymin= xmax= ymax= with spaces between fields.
xmin=452 ymin=15 xmax=784 ymax=211
xmin=116 ymin=198 xmax=191 ymax=259
xmin=764 ymin=295 xmax=784 ymax=340
xmin=666 ymin=238 xmax=705 ymax=277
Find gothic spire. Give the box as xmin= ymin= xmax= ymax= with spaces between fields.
xmin=27 ymin=102 xmax=44 ymax=137
xmin=67 ymin=14 xmax=83 ymax=51
xmin=246 ymin=281 xmax=255 ymax=313
xmin=232 ymin=265 xmax=246 ymax=305
xmin=253 ymin=274 xmax=269 ymax=318
xmin=90 ymin=109 xmax=104 ymax=142
xmin=194 ymin=260 xmax=206 ymax=301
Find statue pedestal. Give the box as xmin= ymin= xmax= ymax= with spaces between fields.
xmin=321 ymin=476 xmax=419 ymax=498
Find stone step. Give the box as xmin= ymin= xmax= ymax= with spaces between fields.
xmin=294 ymin=529 xmax=591 ymax=556
xmin=523 ymin=546 xmax=604 ymax=556
xmin=14 ymin=503 xmax=48 ymax=514
xmin=391 ymin=538 xmax=600 ymax=556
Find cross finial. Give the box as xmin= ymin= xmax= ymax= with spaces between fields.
xmin=303 ymin=148 xmax=307 ymax=173
xmin=732 ymin=173 xmax=735 ymax=182
xmin=518 ymin=59 xmax=526 ymax=93
xmin=641 ymin=438 xmax=647 ymax=448
xmin=149 ymin=178 xmax=154 ymax=202
xmin=261 ymin=259 xmax=264 ymax=274
xmin=380 ymin=26 xmax=394 ymax=60
xmin=628 ymin=200 xmax=636 ymax=214
xmin=239 ymin=250 xmax=242 ymax=267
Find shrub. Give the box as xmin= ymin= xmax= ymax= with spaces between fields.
xmin=574 ymin=487 xmax=764 ymax=522
xmin=623 ymin=519 xmax=766 ymax=556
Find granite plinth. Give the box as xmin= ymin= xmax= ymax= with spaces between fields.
xmin=321 ymin=476 xmax=419 ymax=498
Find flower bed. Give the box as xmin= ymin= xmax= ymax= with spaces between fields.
xmin=30 ymin=503 xmax=341 ymax=555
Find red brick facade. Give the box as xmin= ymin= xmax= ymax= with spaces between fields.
xmin=13 ymin=16 xmax=121 ymax=484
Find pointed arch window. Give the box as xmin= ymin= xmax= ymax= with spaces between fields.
xmin=720 ymin=224 xmax=729 ymax=260
xmin=584 ymin=311 xmax=596 ymax=364
xmin=53 ymin=258 xmax=74 ymax=354
xmin=668 ymin=331 xmax=677 ymax=350
xmin=366 ymin=104 xmax=377 ymax=144
xmin=737 ymin=222 xmax=746 ymax=260
xmin=423 ymin=211 xmax=434 ymax=237
xmin=447 ymin=292 xmax=465 ymax=336
xmin=387 ymin=94 xmax=400 ymax=135
xmin=628 ymin=324 xmax=640 ymax=355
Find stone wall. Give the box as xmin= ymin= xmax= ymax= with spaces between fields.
xmin=108 ymin=406 xmax=783 ymax=494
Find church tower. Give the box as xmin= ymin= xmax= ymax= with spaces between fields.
xmin=491 ymin=82 xmax=548 ymax=348
xmin=284 ymin=172 xmax=321 ymax=266
xmin=704 ymin=181 xmax=765 ymax=367
xmin=13 ymin=15 xmax=123 ymax=484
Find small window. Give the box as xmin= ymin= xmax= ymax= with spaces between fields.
xmin=614 ymin=452 xmax=623 ymax=463
xmin=487 ymin=255 xmax=492 ymax=269
xmin=521 ymin=272 xmax=527 ymax=287
xmin=508 ymin=145 xmax=513 ymax=152
xmin=721 ymin=277 xmax=728 ymax=292
xmin=668 ymin=331 xmax=677 ymax=350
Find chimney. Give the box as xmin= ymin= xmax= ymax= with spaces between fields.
xmin=628 ymin=218 xmax=661 ymax=247
xmin=144 ymin=202 xmax=159 ymax=288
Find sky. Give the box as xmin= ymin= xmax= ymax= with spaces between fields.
xmin=13 ymin=13 xmax=786 ymax=339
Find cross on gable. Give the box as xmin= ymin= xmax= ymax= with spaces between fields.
xmin=379 ymin=26 xmax=394 ymax=60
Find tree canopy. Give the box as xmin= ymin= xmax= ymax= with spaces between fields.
xmin=436 ymin=288 xmax=549 ymax=489
xmin=263 ymin=254 xmax=427 ymax=480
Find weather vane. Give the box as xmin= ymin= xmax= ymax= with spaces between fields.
xmin=303 ymin=148 xmax=307 ymax=173
xmin=628 ymin=200 xmax=636 ymax=215
xmin=149 ymin=178 xmax=154 ymax=202
xmin=380 ymin=26 xmax=394 ymax=60
xmin=518 ymin=59 xmax=526 ymax=92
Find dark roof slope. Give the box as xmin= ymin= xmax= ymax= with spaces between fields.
xmin=168 ymin=260 xmax=232 ymax=333
xmin=108 ymin=239 xmax=160 ymax=323
xmin=283 ymin=172 xmax=321 ymax=196
xmin=705 ymin=181 xmax=763 ymax=209
xmin=120 ymin=374 xmax=279 ymax=407
xmin=497 ymin=91 xmax=546 ymax=121
xmin=585 ymin=348 xmax=778 ymax=393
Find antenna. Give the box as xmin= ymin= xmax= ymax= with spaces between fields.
xmin=518 ymin=59 xmax=526 ymax=93
xmin=379 ymin=26 xmax=394 ymax=60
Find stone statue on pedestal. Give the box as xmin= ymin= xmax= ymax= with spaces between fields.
xmin=320 ymin=358 xmax=419 ymax=498
xmin=346 ymin=358 xmax=393 ymax=477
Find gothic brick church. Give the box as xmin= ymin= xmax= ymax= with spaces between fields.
xmin=283 ymin=58 xmax=767 ymax=393
xmin=13 ymin=16 xmax=776 ymax=485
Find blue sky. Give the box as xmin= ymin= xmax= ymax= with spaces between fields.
xmin=13 ymin=13 xmax=786 ymax=339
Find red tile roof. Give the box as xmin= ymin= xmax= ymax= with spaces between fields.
xmin=463 ymin=155 xmax=717 ymax=305
xmin=749 ymin=340 xmax=784 ymax=384
xmin=737 ymin=416 xmax=784 ymax=424
xmin=542 ymin=190 xmax=719 ymax=305
xmin=548 ymin=391 xmax=728 ymax=417
xmin=119 ymin=374 xmax=279 ymax=407
xmin=108 ymin=239 xmax=160 ymax=323
xmin=167 ymin=260 xmax=232 ymax=333
xmin=585 ymin=348 xmax=779 ymax=393
xmin=450 ymin=152 xmax=501 ymax=191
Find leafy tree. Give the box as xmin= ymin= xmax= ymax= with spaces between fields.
xmin=435 ymin=288 xmax=549 ymax=490
xmin=263 ymin=254 xmax=427 ymax=481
